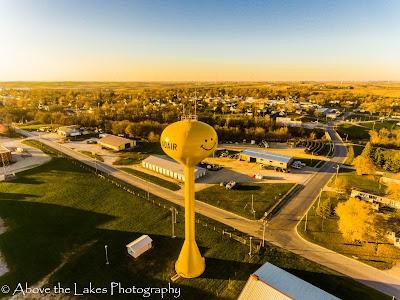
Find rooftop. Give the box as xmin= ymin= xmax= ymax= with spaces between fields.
xmin=98 ymin=135 xmax=133 ymax=147
xmin=142 ymin=155 xmax=206 ymax=175
xmin=238 ymin=263 xmax=340 ymax=300
xmin=241 ymin=149 xmax=293 ymax=163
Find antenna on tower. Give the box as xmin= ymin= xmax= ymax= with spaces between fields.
xmin=194 ymin=89 xmax=197 ymax=116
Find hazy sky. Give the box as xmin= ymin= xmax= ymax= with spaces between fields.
xmin=1 ymin=0 xmax=399 ymax=81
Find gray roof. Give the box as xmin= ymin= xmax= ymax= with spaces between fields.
xmin=241 ymin=149 xmax=293 ymax=163
xmin=98 ymin=135 xmax=133 ymax=147
xmin=142 ymin=155 xmax=206 ymax=176
xmin=238 ymin=263 xmax=340 ymax=300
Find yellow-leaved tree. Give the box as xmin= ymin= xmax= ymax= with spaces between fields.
xmin=336 ymin=198 xmax=377 ymax=243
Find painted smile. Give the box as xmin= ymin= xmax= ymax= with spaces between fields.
xmin=200 ymin=142 xmax=216 ymax=151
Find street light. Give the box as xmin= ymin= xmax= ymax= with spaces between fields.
xmin=334 ymin=164 xmax=340 ymax=186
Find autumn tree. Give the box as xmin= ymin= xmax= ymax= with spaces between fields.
xmin=336 ymin=198 xmax=377 ymax=243
xmin=353 ymin=155 xmax=376 ymax=177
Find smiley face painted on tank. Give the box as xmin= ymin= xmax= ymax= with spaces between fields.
xmin=200 ymin=137 xmax=216 ymax=151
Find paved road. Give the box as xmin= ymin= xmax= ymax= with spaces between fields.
xmin=16 ymin=129 xmax=400 ymax=298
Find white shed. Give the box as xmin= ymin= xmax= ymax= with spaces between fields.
xmin=126 ymin=235 xmax=153 ymax=258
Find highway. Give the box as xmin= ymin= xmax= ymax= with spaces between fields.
xmin=16 ymin=128 xmax=400 ymax=298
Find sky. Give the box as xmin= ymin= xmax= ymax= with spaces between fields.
xmin=0 ymin=0 xmax=399 ymax=81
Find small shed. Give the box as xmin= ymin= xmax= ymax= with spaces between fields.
xmin=126 ymin=235 xmax=153 ymax=258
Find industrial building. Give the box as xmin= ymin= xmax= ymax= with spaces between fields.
xmin=98 ymin=135 xmax=136 ymax=151
xmin=141 ymin=155 xmax=206 ymax=182
xmin=239 ymin=149 xmax=293 ymax=169
xmin=0 ymin=146 xmax=12 ymax=163
xmin=57 ymin=125 xmax=81 ymax=137
xmin=238 ymin=263 xmax=339 ymax=300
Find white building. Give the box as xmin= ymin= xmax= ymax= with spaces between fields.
xmin=276 ymin=117 xmax=303 ymax=127
xmin=238 ymin=263 xmax=339 ymax=300
xmin=126 ymin=235 xmax=153 ymax=258
xmin=351 ymin=189 xmax=400 ymax=210
xmin=141 ymin=155 xmax=206 ymax=182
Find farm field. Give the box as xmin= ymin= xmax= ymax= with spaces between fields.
xmin=0 ymin=142 xmax=392 ymax=299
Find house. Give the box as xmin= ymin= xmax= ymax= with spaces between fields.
xmin=57 ymin=125 xmax=81 ymax=137
xmin=141 ymin=155 xmax=206 ymax=182
xmin=97 ymin=135 xmax=136 ymax=151
xmin=238 ymin=262 xmax=339 ymax=300
xmin=386 ymin=232 xmax=400 ymax=248
xmin=351 ymin=189 xmax=400 ymax=210
xmin=126 ymin=235 xmax=153 ymax=258
xmin=239 ymin=149 xmax=293 ymax=170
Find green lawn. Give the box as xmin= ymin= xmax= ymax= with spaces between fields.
xmin=362 ymin=120 xmax=399 ymax=131
xmin=196 ymin=183 xmax=296 ymax=220
xmin=78 ymin=150 xmax=104 ymax=162
xmin=329 ymin=170 xmax=384 ymax=194
xmin=344 ymin=144 xmax=365 ymax=165
xmin=337 ymin=124 xmax=370 ymax=140
xmin=119 ymin=167 xmax=181 ymax=191
xmin=113 ymin=142 xmax=164 ymax=165
xmin=298 ymin=191 xmax=400 ymax=270
xmin=17 ymin=123 xmax=60 ymax=131
xmin=0 ymin=142 xmax=392 ymax=299
xmin=0 ymin=131 xmax=25 ymax=139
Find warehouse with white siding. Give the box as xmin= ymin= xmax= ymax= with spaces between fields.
xmin=239 ymin=149 xmax=294 ymax=169
xmin=141 ymin=155 xmax=206 ymax=182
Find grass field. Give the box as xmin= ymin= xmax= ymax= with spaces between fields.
xmin=337 ymin=123 xmax=370 ymax=140
xmin=298 ymin=191 xmax=400 ymax=270
xmin=16 ymin=123 xmax=60 ymax=131
xmin=78 ymin=150 xmax=104 ymax=162
xmin=330 ymin=169 xmax=384 ymax=194
xmin=113 ymin=142 xmax=164 ymax=165
xmin=362 ymin=120 xmax=399 ymax=131
xmin=196 ymin=183 xmax=296 ymax=220
xmin=119 ymin=167 xmax=181 ymax=191
xmin=0 ymin=141 xmax=393 ymax=299
xmin=344 ymin=144 xmax=365 ymax=165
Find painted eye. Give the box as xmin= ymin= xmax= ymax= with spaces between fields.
xmin=205 ymin=139 xmax=207 ymax=142
xmin=211 ymin=138 xmax=213 ymax=141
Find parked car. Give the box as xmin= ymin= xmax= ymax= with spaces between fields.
xmin=226 ymin=181 xmax=236 ymax=190
xmin=86 ymin=140 xmax=97 ymax=144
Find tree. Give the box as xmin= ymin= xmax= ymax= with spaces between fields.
xmin=316 ymin=199 xmax=334 ymax=231
xmin=353 ymin=155 xmax=376 ymax=177
xmin=336 ymin=198 xmax=377 ymax=243
xmin=386 ymin=181 xmax=400 ymax=200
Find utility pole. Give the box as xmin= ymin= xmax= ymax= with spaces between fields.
xmin=251 ymin=194 xmax=255 ymax=218
xmin=262 ymin=221 xmax=267 ymax=247
xmin=334 ymin=164 xmax=340 ymax=186
xmin=170 ymin=207 xmax=176 ymax=238
xmin=317 ymin=188 xmax=322 ymax=208
xmin=249 ymin=237 xmax=252 ymax=256
xmin=304 ymin=213 xmax=308 ymax=232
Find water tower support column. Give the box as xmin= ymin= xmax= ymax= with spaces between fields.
xmin=175 ymin=165 xmax=205 ymax=278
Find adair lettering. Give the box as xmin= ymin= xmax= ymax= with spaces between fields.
xmin=162 ymin=141 xmax=177 ymax=151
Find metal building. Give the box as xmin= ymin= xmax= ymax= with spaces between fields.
xmin=126 ymin=235 xmax=153 ymax=258
xmin=238 ymin=263 xmax=340 ymax=300
xmin=141 ymin=155 xmax=206 ymax=182
xmin=97 ymin=135 xmax=136 ymax=151
xmin=239 ymin=149 xmax=294 ymax=169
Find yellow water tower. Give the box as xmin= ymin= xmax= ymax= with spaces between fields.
xmin=161 ymin=115 xmax=218 ymax=278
